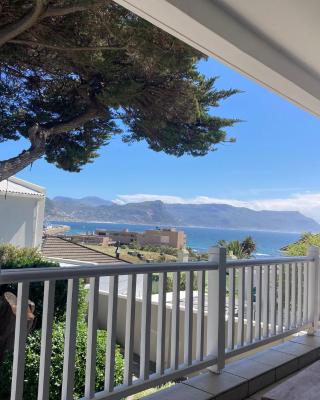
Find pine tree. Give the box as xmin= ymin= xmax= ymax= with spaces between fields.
xmin=0 ymin=1 xmax=240 ymax=180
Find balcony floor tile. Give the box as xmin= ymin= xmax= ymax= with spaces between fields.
xmin=142 ymin=382 xmax=214 ymax=400
xmin=246 ymin=349 xmax=298 ymax=380
xmin=271 ymin=341 xmax=316 ymax=356
xmin=183 ymin=370 xmax=248 ymax=400
xmin=270 ymin=340 xmax=319 ymax=369
xmin=289 ymin=334 xmax=320 ymax=348
xmin=142 ymin=334 xmax=320 ymax=400
xmin=224 ymin=358 xmax=275 ymax=394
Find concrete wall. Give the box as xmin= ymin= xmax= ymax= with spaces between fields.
xmin=0 ymin=195 xmax=44 ymax=248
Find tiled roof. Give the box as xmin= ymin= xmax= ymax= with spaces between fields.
xmin=42 ymin=236 xmax=127 ymax=264
xmin=0 ymin=177 xmax=45 ymax=197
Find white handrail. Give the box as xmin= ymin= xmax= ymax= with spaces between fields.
xmin=3 ymin=248 xmax=319 ymax=400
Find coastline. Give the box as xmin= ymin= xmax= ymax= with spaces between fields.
xmin=47 ymin=219 xmax=307 ymax=235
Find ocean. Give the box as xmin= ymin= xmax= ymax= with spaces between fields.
xmin=49 ymin=221 xmax=301 ymax=257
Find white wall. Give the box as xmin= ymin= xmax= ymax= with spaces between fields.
xmin=0 ymin=195 xmax=43 ymax=248
xmin=98 ymin=290 xmax=211 ymax=368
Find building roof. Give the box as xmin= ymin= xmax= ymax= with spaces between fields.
xmin=42 ymin=236 xmax=128 ymax=264
xmin=0 ymin=176 xmax=45 ymax=198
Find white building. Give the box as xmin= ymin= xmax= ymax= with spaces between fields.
xmin=0 ymin=177 xmax=45 ymax=248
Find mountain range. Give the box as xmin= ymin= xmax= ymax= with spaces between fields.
xmin=45 ymin=196 xmax=320 ymax=232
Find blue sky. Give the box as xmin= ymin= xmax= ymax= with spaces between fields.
xmin=4 ymin=56 xmax=320 ymax=220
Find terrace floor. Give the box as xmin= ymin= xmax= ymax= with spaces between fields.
xmin=143 ymin=331 xmax=320 ymax=400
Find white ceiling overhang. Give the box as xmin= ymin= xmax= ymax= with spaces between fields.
xmin=114 ymin=0 xmax=320 ymax=117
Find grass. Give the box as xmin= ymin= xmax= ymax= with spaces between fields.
xmin=126 ymin=382 xmax=174 ymax=399
xmin=86 ymin=244 xmax=177 ymax=264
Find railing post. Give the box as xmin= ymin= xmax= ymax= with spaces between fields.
xmin=207 ymin=246 xmax=226 ymax=372
xmin=177 ymin=247 xmax=189 ymax=263
xmin=307 ymin=246 xmax=320 ymax=335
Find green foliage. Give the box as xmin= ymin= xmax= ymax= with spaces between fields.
xmin=0 ymin=244 xmax=67 ymax=327
xmin=241 ymin=236 xmax=256 ymax=257
xmin=0 ymin=244 xmax=51 ymax=268
xmin=125 ymin=242 xmax=179 ymax=256
xmin=165 ymin=272 xmax=198 ymax=292
xmin=284 ymin=232 xmax=320 ymax=256
xmin=0 ymin=285 xmax=124 ymax=400
xmin=130 ymin=382 xmax=174 ymax=399
xmin=0 ymin=1 xmax=240 ymax=176
xmin=218 ymin=236 xmax=256 ymax=259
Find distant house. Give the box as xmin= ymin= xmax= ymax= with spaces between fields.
xmin=0 ymin=177 xmax=45 ymax=248
xmin=96 ymin=227 xmax=186 ymax=248
xmin=140 ymin=228 xmax=186 ymax=249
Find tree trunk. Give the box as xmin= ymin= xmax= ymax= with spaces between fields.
xmin=0 ymin=102 xmax=102 ymax=182
xmin=0 ymin=0 xmax=44 ymax=47
xmin=0 ymin=125 xmax=46 ymax=182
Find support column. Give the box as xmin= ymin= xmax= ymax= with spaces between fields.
xmin=307 ymin=246 xmax=320 ymax=335
xmin=207 ymin=246 xmax=226 ymax=372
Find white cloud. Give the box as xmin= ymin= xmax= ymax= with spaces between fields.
xmin=113 ymin=192 xmax=320 ymax=222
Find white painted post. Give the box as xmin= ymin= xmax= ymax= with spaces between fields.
xmin=307 ymin=246 xmax=320 ymax=335
xmin=207 ymin=246 xmax=226 ymax=372
xmin=177 ymin=247 xmax=189 ymax=263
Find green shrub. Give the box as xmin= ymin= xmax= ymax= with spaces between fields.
xmin=140 ymin=244 xmax=178 ymax=256
xmin=0 ymin=244 xmax=54 ymax=268
xmin=0 ymin=321 xmax=124 ymax=400
xmin=150 ymin=272 xmax=200 ymax=295
xmin=0 ymin=285 xmax=124 ymax=400
xmin=0 ymin=244 xmax=67 ymax=328
xmin=284 ymin=232 xmax=320 ymax=256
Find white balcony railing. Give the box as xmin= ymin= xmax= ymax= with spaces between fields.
xmin=1 ymin=246 xmax=319 ymax=400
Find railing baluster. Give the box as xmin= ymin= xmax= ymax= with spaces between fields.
xmin=284 ymin=263 xmax=291 ymax=330
xmin=124 ymin=274 xmax=137 ymax=385
xmin=85 ymin=277 xmax=99 ymax=399
xmin=10 ymin=281 xmax=30 ymax=400
xmin=297 ymin=262 xmax=303 ymax=326
xmin=262 ymin=265 xmax=270 ymax=338
xmin=277 ymin=264 xmax=284 ymax=333
xmin=255 ymin=265 xmax=262 ymax=340
xmin=170 ymin=272 xmax=180 ymax=370
xmin=227 ymin=268 xmax=235 ymax=349
xmin=303 ymin=262 xmax=308 ymax=323
xmin=140 ymin=273 xmax=152 ymax=380
xmin=38 ymin=280 xmax=55 ymax=400
xmin=156 ymin=272 xmax=166 ymax=375
xmin=291 ymin=263 xmax=297 ymax=327
xmin=237 ymin=268 xmax=245 ymax=347
xmin=196 ymin=270 xmax=205 ymax=360
xmin=105 ymin=275 xmax=119 ymax=392
xmin=61 ymin=278 xmax=79 ymax=400
xmin=4 ymin=253 xmax=317 ymax=400
xmin=184 ymin=271 xmax=193 ymax=366
xmin=270 ymin=264 xmax=277 ymax=336
xmin=246 ymin=267 xmax=254 ymax=344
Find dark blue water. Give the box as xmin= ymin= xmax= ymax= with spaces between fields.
xmin=49 ymin=221 xmax=301 ymax=257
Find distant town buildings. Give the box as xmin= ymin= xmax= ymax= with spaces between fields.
xmin=95 ymin=227 xmax=186 ymax=249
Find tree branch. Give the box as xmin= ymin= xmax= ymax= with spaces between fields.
xmin=47 ymin=103 xmax=103 ymax=134
xmin=40 ymin=1 xmax=110 ymax=19
xmin=0 ymin=101 xmax=104 ymax=181
xmin=0 ymin=125 xmax=47 ymax=182
xmin=0 ymin=0 xmax=44 ymax=47
xmin=8 ymin=39 xmax=126 ymax=52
